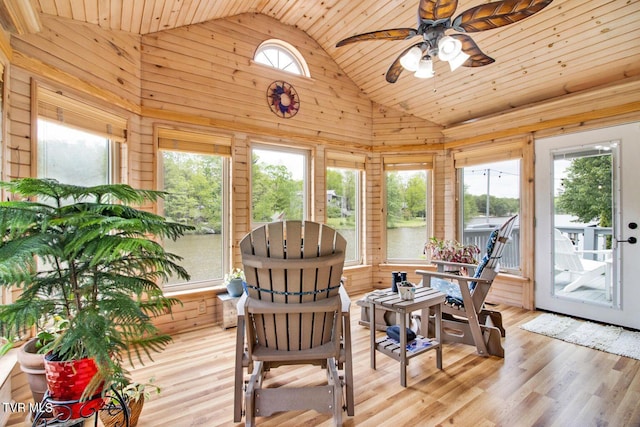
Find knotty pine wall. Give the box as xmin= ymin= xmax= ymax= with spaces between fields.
xmin=3 ymin=12 xmax=637 ymax=333
xmin=3 ymin=13 xmax=446 ymax=334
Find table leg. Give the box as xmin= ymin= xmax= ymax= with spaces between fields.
xmin=233 ymin=314 xmax=246 ymax=422
xmin=370 ymin=301 xmax=376 ymax=370
xmin=434 ymin=303 xmax=442 ymax=370
xmin=342 ymin=310 xmax=355 ymax=416
xmin=399 ymin=308 xmax=407 ymax=387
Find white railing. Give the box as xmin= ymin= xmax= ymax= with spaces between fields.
xmin=463 ymin=225 xmax=613 ymax=271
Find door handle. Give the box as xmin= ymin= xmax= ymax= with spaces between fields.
xmin=617 ymin=237 xmax=637 ymax=244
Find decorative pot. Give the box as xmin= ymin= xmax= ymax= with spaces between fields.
xmin=43 ymin=355 xmax=105 ymax=420
xmin=17 ymin=339 xmax=49 ymax=408
xmin=226 ymin=278 xmax=244 ymax=297
xmin=99 ymin=395 xmax=144 ymax=427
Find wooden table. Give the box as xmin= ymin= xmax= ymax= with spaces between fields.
xmin=368 ymin=287 xmax=445 ymax=387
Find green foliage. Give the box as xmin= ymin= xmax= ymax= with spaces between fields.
xmin=223 ymin=268 xmax=245 ymax=285
xmin=0 ymin=178 xmax=193 ymax=397
xmin=404 ymin=174 xmax=426 ymax=218
xmin=462 ymin=185 xmax=478 ymax=222
xmin=385 ymin=171 xmax=427 ymax=227
xmin=326 ymin=168 xmax=357 ymax=226
xmin=162 ymin=152 xmax=223 ymax=233
xmin=385 ymin=173 xmax=403 ymax=228
xmin=463 ymin=193 xmax=519 ymax=218
xmin=252 ymin=157 xmax=303 ymax=222
xmin=556 ymin=155 xmax=612 ymax=227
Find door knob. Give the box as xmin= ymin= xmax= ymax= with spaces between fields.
xmin=629 ymin=222 xmax=638 ymax=230
xmin=617 ymin=237 xmax=637 ymax=244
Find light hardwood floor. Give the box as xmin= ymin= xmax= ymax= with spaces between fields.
xmin=9 ymin=296 xmax=640 ymax=427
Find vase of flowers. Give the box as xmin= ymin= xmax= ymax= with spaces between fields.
xmin=424 ymin=237 xmax=480 ymax=273
xmin=224 ymin=268 xmax=245 ymax=297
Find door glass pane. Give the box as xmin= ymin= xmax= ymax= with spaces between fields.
xmin=552 ymin=146 xmax=615 ymax=305
xmin=460 ymin=159 xmax=520 ymax=271
xmin=327 ymin=167 xmax=360 ymax=264
xmin=386 ymin=170 xmax=427 ymax=260
xmin=161 ymin=151 xmax=225 ymax=288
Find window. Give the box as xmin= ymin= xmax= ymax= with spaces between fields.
xmin=36 ymin=86 xmax=126 ymax=186
xmin=457 ymin=155 xmax=521 ymax=272
xmin=326 ymin=151 xmax=365 ymax=265
xmin=384 ymin=155 xmax=432 ymax=261
xmin=157 ymin=128 xmax=231 ymax=290
xmin=251 ymin=145 xmax=309 ymax=225
xmin=38 ymin=120 xmax=114 ymax=185
xmin=254 ymin=39 xmax=310 ymax=77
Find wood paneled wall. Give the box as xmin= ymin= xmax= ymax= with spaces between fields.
xmin=140 ymin=13 xmax=373 ymax=148
xmin=3 ymin=11 xmax=636 ymax=333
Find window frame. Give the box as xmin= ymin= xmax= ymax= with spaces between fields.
xmin=253 ymin=39 xmax=311 ymax=77
xmin=34 ymin=83 xmax=126 ymax=184
xmin=454 ymin=140 xmax=524 ymax=275
xmin=383 ymin=155 xmax=433 ymax=263
xmin=326 ymin=150 xmax=366 ymax=266
xmin=156 ymin=127 xmax=231 ymax=292
xmin=36 ymin=118 xmax=120 ymax=185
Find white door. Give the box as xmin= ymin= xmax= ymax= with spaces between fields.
xmin=535 ymin=122 xmax=640 ymax=329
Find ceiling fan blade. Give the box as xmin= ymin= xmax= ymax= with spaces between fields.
xmin=452 ymin=0 xmax=553 ymax=33
xmin=336 ymin=28 xmax=417 ymax=47
xmin=385 ymin=42 xmax=423 ymax=83
xmin=418 ymin=0 xmax=459 ymax=21
xmin=450 ymin=34 xmax=495 ymax=67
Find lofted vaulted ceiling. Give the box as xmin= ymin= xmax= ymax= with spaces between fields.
xmin=30 ymin=0 xmax=640 ymax=128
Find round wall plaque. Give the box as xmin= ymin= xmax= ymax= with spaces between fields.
xmin=267 ymin=80 xmax=300 ymax=118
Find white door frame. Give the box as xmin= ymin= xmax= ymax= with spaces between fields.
xmin=535 ymin=122 xmax=640 ymax=329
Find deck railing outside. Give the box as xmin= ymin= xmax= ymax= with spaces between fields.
xmin=462 ymin=225 xmax=612 ymax=271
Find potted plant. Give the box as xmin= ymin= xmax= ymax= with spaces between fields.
xmin=0 ymin=178 xmax=192 ymax=420
xmin=224 ymin=268 xmax=245 ymax=297
xmin=99 ymin=378 xmax=160 ymax=427
xmin=14 ymin=315 xmax=68 ymax=419
xmin=424 ymin=237 xmax=480 ymax=273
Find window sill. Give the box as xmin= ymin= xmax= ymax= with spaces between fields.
xmin=164 ymin=285 xmax=226 ymax=298
xmin=0 ymin=348 xmax=17 ymax=387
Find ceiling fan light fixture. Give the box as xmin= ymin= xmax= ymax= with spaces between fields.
xmin=447 ymin=50 xmax=470 ymax=71
xmin=437 ymin=35 xmax=462 ymax=61
xmin=414 ymin=57 xmax=434 ymax=79
xmin=399 ymin=46 xmax=422 ymax=72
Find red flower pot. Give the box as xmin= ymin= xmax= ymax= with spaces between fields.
xmin=43 ymin=356 xmax=105 ymax=420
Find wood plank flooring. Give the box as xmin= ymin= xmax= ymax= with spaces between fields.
xmin=8 ymin=295 xmax=640 ymax=426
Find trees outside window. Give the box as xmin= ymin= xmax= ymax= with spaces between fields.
xmin=327 ymin=167 xmax=361 ymax=264
xmin=556 ymin=154 xmax=612 ymax=228
xmin=251 ymin=146 xmax=307 ymax=224
xmin=160 ymin=151 xmax=227 ymax=289
xmin=386 ymin=169 xmax=428 ymax=260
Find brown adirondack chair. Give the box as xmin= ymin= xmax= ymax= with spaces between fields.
xmin=416 ymin=215 xmax=517 ymax=358
xmin=233 ymin=221 xmax=353 ymax=426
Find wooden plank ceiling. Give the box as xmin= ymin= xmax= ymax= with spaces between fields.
xmin=32 ymin=0 xmax=640 ymax=128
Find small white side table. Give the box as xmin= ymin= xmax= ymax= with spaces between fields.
xmin=218 ymin=292 xmax=240 ymax=329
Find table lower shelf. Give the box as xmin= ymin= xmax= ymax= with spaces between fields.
xmin=375 ymin=335 xmax=440 ymax=362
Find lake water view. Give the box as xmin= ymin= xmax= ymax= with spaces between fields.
xmin=163 ymin=226 xmax=428 ymax=285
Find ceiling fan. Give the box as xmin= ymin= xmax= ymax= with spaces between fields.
xmin=335 ymin=0 xmax=554 ymax=83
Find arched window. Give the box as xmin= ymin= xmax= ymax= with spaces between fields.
xmin=254 ymin=39 xmax=310 ymax=77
